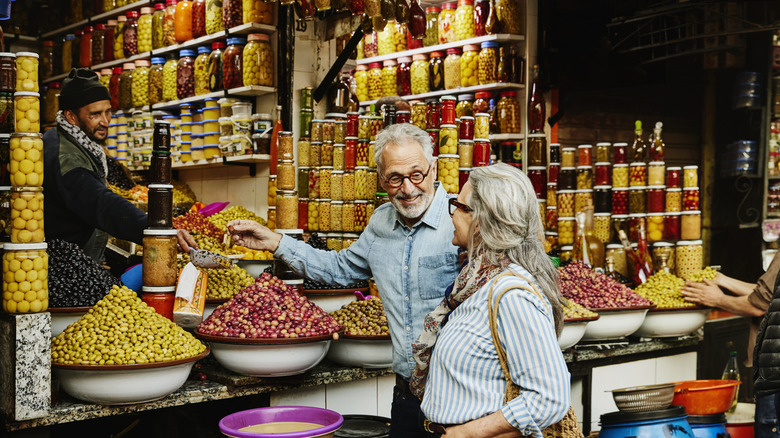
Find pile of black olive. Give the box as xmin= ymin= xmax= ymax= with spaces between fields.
xmin=48 ymin=239 xmax=121 ymax=308
xmin=301 ymin=233 xmax=368 ymax=290
xmin=106 ymin=156 xmax=135 ymax=190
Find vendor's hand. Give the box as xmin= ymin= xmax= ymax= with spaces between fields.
xmin=227 ymin=219 xmax=281 ymax=252
xmin=681 ymin=279 xmax=723 ymax=307
xmin=176 ymin=229 xmax=198 ymax=252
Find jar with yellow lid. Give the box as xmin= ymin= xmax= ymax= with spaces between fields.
xmin=10 ymin=188 xmax=44 ymax=243
xmin=3 ymin=243 xmax=48 ymax=314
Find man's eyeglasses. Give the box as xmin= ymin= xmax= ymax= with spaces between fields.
xmin=382 ymin=164 xmax=432 ymax=188
xmin=448 ymin=198 xmax=472 ymax=216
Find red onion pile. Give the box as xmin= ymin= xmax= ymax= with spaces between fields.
xmin=558 ymin=262 xmax=654 ymax=309
xmin=197 ymin=273 xmax=341 ymax=339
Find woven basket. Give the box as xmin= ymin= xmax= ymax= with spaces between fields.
xmin=611 ymin=383 xmax=676 ymax=412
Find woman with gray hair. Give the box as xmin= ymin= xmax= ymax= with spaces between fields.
xmin=409 ymin=163 xmax=574 ymax=437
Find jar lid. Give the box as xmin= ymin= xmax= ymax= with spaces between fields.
xmin=463 ymin=44 xmax=480 ymax=51
xmin=628 ymin=186 xmax=647 ymax=190
xmin=325 ymin=113 xmax=346 ymax=119
xmin=629 ymin=162 xmax=646 ymax=167
xmin=459 ymin=139 xmax=474 ymax=144
xmin=683 ymin=187 xmax=699 ymax=191
xmin=593 ymin=212 xmax=612 ymax=218
xmin=546 ymin=205 xmax=556 ymax=211
xmin=3 ymin=242 xmax=47 ymax=251
xmin=440 ymin=95 xmax=456 ymax=101
xmin=438 ymin=154 xmax=459 ymax=158
xmin=197 ymin=46 xmax=212 ymax=54
xmin=606 ymin=243 xmax=624 ymax=249
xmin=578 ymin=144 xmax=593 ymax=149
xmin=665 ymin=211 xmax=681 ymax=216
xmin=227 ymin=37 xmax=247 ymax=45
xmin=561 ymin=146 xmax=576 ymax=151
xmin=148 ymin=184 xmax=174 ymax=189
xmin=613 ymin=142 xmax=628 ymax=147
xmin=481 ymin=40 xmax=499 ymax=48
xmin=144 ymin=229 xmax=178 ymax=236
xmin=14 ymin=91 xmax=39 ymax=97
xmin=667 ymin=187 xmax=681 ymax=192
xmin=576 ymin=165 xmax=592 ymax=170
xmin=682 ymin=210 xmax=701 ymax=215
xmin=558 ymin=217 xmax=575 ymax=221
xmin=653 ymin=241 xmax=675 ymax=247
xmin=683 ymin=165 xmax=699 ymax=169
xmin=628 ymin=213 xmax=647 ymax=217
xmin=459 ymin=167 xmax=472 ymax=171
xmin=595 ymin=142 xmax=611 ymax=146
xmin=16 ymin=52 xmax=38 ymax=58
xmin=574 ymin=189 xmax=593 ymax=193
xmin=332 ymin=170 xmax=344 ymax=175
xmin=475 ymin=92 xmax=493 ymax=100
xmin=10 ymin=132 xmax=42 ymax=138
xmin=647 ymin=185 xmax=666 ymax=189
xmin=458 ymin=94 xmax=474 ymax=101
xmin=594 ymin=162 xmax=611 ymax=166
xmin=135 ymin=59 xmax=150 ymax=67
xmin=122 ymin=62 xmax=136 ymax=70
xmin=613 ymin=163 xmax=628 ymax=167
xmin=11 ymin=186 xmax=43 ymax=193
xmin=440 ymin=124 xmax=457 ymax=129
xmin=667 ymin=166 xmax=681 ymax=170
xmin=397 ymin=56 xmax=412 ymax=63
xmin=677 ymin=240 xmax=703 ymax=245
xmin=527 ymin=133 xmax=546 ymax=138
xmin=612 ymin=214 xmax=629 ymax=219
xmin=446 ymin=48 xmax=462 ymax=55
xmin=648 ymin=161 xmax=665 ymax=166
xmin=0 ymin=52 xmax=15 ymax=57
xmin=549 ymin=162 xmax=559 ymax=166
xmin=142 ymin=286 xmax=177 ymax=293
xmin=527 ymin=166 xmax=546 ymax=170
xmin=556 ymin=189 xmax=575 ymax=194
xmin=474 ymin=138 xmax=489 ymax=143
xmin=425 ymin=6 xmax=440 ymax=13
xmin=248 ymin=33 xmax=270 ymax=42
xmin=560 ymin=166 xmax=576 ymax=171
xmin=355 ymin=200 xmax=368 ymax=204
xmin=611 ymin=187 xmax=627 ymax=191
xmin=593 ymin=185 xmax=612 ymax=190
xmin=383 ymin=59 xmax=397 ymax=66
xmin=211 ymin=41 xmax=226 ymax=49
xmin=204 ymin=144 xmax=220 ymax=149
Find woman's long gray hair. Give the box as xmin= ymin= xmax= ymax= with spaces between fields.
xmin=466 ymin=163 xmax=564 ymax=333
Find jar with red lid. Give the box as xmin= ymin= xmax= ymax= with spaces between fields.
xmin=474 ymin=139 xmax=490 ymax=166
xmin=665 ymin=188 xmax=681 ymax=212
xmin=426 ymin=98 xmax=441 ymax=129
xmin=429 ymin=51 xmax=444 ymax=91
xmin=109 ymin=66 xmax=122 ymax=110
xmin=438 ymin=2 xmax=457 ymax=43
xmin=546 ymin=183 xmax=557 ymax=207
xmin=557 ymin=190 xmax=575 ymax=217
xmin=666 ymin=166 xmax=681 ymax=188
xmin=427 ymin=129 xmax=440 ymax=155
xmin=397 ymin=56 xmax=412 ymax=96
xmin=611 ymin=188 xmax=628 ymax=215
xmin=646 ymin=185 xmax=665 ymax=213
xmin=576 ymin=166 xmax=593 ymax=190
xmin=527 ymin=167 xmax=547 ymax=198
xmin=527 ymin=133 xmax=546 ymax=167
xmin=561 ymin=147 xmax=576 ymax=167
xmin=441 ymin=95 xmax=457 ymax=125
xmin=577 ymin=144 xmax=592 ymax=166
xmin=345 ymin=137 xmax=357 ymax=169
xmin=123 ymin=11 xmax=139 ymax=58
xmin=80 ymin=26 xmax=94 ymax=68
xmin=474 ymin=91 xmax=491 ymax=113
xmin=460 ymin=116 xmax=474 ymax=140
xmin=558 ymin=167 xmax=576 ymax=191
xmin=628 ymin=213 xmax=646 ymax=241
xmin=474 ymin=0 xmax=491 ymax=36
xmin=629 ymin=186 xmax=646 ymax=214
xmin=548 ymin=163 xmax=560 ymax=184
xmin=459 ymin=167 xmax=471 ymax=188
xmin=613 ymin=142 xmax=628 ymax=164
xmin=595 ymin=162 xmax=611 ymax=186
xmin=298 ymin=198 xmax=309 ymax=229
xmin=664 ymin=213 xmax=681 ymax=240
xmin=629 ymin=162 xmax=647 ymax=186
xmin=444 ymin=48 xmax=462 ymax=90
xmin=594 ymin=185 xmax=611 ymax=213
xmin=683 ymin=188 xmax=699 ymax=211
xmin=574 ymin=189 xmax=593 ymax=214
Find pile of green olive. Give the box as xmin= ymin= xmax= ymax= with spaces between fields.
xmin=563 ymin=298 xmax=599 ymax=320
xmin=331 ymin=298 xmax=389 ymax=336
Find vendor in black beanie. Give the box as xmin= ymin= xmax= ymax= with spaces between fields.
xmin=43 ymin=68 xmax=195 ymax=262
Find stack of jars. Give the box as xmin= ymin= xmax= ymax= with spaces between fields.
xmin=0 ymin=53 xmax=15 ymax=134
xmin=141 ymin=120 xmax=177 ymax=320
xmin=3 ymin=51 xmax=49 ymax=315
xmin=128 ymin=109 xmax=154 ymax=168
xmin=107 ymin=113 xmax=130 ymax=163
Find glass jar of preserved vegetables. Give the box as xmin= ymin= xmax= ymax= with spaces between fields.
xmin=61 ymin=35 xmax=74 ymax=73
xmin=162 ymin=57 xmax=178 ymax=101
xmin=177 ymin=49 xmax=196 ymax=99
xmin=424 ymin=6 xmax=439 ymax=46
xmin=137 ymin=7 xmax=153 ymax=53
xmin=438 ymin=2 xmax=456 ymax=43
xmin=456 ymin=94 xmax=474 ymax=118
xmin=497 ymin=91 xmax=521 ymax=133
xmin=354 ymin=65 xmax=368 ymax=102
xmin=368 ymin=62 xmax=382 ymax=101
xmin=44 ymin=82 xmax=60 ymax=124
xmin=175 ymin=0 xmax=193 ymax=42
xmin=443 ymin=48 xmax=461 ymax=90
xmin=99 ymin=68 xmax=112 ymax=89
xmin=114 ymin=16 xmax=125 ymax=60
xmin=3 ymin=243 xmax=49 ymax=313
xmin=223 ymin=0 xmax=242 ymax=29
xmin=92 ymin=25 xmax=107 ymax=66
xmin=377 ymin=20 xmax=405 ymax=56
xmin=163 ymin=0 xmax=177 ymax=46
xmin=119 ymin=62 xmax=135 ymax=110
xmin=132 ymin=59 xmax=150 ymax=107
xmin=478 ymin=40 xmax=498 ymax=84
xmin=243 ymin=33 xmax=273 ymax=87
xmin=429 ymin=51 xmax=444 ymax=91
xmin=80 ymin=26 xmax=93 ymax=68
xmin=104 ymin=0 xmax=116 ymax=11
xmin=474 ymin=0 xmax=491 ymax=36
xmin=396 ymin=56 xmax=411 ymax=96
xmin=410 ymin=54 xmax=429 ymax=95
xmin=193 ymin=0 xmax=206 ymax=38
xmin=124 ymin=11 xmax=139 ymax=58
xmin=104 ymin=21 xmax=116 ymax=63
xmin=194 ymin=46 xmax=210 ymax=95
xmin=223 ymin=37 xmax=246 ymax=90
xmin=206 ymin=0 xmax=224 ymax=34
xmin=245 ymin=0 xmax=274 ymax=24
xmin=362 ymin=31 xmax=378 ymax=58
xmin=109 ymin=66 xmax=122 ymax=110
xmin=40 ymin=41 xmax=54 ymax=80
xmin=454 ymin=0 xmax=475 ymax=41
xmin=474 ymin=91 xmax=491 ymax=113
xmin=149 ymin=57 xmax=165 ymax=105
xmin=496 ymin=0 xmax=522 ymax=35
xmin=208 ymin=41 xmax=225 ymax=91
xmin=459 ymin=44 xmax=478 ymax=87
xmin=381 ymin=59 xmax=396 ymax=97
xmin=152 ymin=2 xmax=165 ymax=49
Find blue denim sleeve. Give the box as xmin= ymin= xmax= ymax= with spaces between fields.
xmin=274 ymin=232 xmax=374 ymax=287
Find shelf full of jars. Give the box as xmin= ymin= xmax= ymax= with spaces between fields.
xmin=537 ymin=121 xmax=705 ymax=283
xmin=0 ymin=53 xmax=50 ymax=315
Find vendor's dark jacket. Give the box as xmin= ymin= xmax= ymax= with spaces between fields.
xmin=754 ymin=271 xmax=780 ymax=396
xmin=43 ymin=127 xmax=146 ymax=259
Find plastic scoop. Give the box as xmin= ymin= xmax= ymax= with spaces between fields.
xmin=354 ymin=290 xmax=376 ymax=301
xmin=189 ymin=248 xmax=232 ymax=269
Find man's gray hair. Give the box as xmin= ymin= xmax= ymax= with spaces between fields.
xmin=466 ymin=163 xmax=564 ymax=333
xmin=373 ymin=123 xmax=434 ymax=172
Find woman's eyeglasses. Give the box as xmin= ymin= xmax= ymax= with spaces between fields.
xmin=448 ymin=198 xmax=472 ymax=216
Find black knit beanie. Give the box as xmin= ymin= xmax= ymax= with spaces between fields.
xmin=59 ymin=68 xmax=111 ymax=111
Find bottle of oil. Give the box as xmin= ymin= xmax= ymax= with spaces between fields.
xmin=631 ymin=120 xmax=646 ymax=162
xmin=721 ymin=351 xmax=740 ymax=414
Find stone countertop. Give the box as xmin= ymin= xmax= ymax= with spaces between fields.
xmin=3 ymin=360 xmax=392 ymax=432
xmin=563 ymin=335 xmax=703 ymax=370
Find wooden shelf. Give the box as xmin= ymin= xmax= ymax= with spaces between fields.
xmin=41 ymin=0 xmax=151 ymax=39
xmin=359 ymin=82 xmax=524 ymax=106
xmin=228 ymin=85 xmax=276 ymax=97
xmin=356 ymin=34 xmax=525 ymax=65
xmin=489 ymin=133 xmax=524 ymax=141
xmin=150 ymin=23 xmax=275 ymax=58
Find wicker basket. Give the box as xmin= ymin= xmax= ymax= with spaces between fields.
xmin=610 ymin=383 xmax=676 ymax=412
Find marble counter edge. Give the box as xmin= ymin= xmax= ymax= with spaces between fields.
xmin=4 ymin=364 xmax=393 ymax=432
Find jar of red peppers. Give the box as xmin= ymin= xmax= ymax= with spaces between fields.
xmin=548 ymin=163 xmax=559 ymax=184
xmin=473 ymin=139 xmax=489 ymax=166
xmin=80 ymin=26 xmax=93 ymax=68
xmin=646 ymin=185 xmax=665 ymax=213
xmin=441 ymin=95 xmax=457 ymax=125
xmin=124 ymin=11 xmax=139 ymax=58
xmin=683 ymin=187 xmax=699 ymax=211
xmin=109 ymin=66 xmax=122 ymax=110
xmin=577 ymin=144 xmax=592 ymax=166
xmin=664 ymin=213 xmax=681 ymax=240
xmin=397 ymin=56 xmax=412 ymax=96
xmin=459 ymin=116 xmax=474 ymax=141
xmin=223 ymin=37 xmax=246 ymax=90
xmin=177 ymin=49 xmax=195 ymax=99
xmin=526 ymin=167 xmax=546 ymax=198
xmin=595 ymin=162 xmax=611 ymax=186
xmin=612 ymin=142 xmax=628 ymax=164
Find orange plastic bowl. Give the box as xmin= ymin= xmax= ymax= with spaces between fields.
xmin=671 ymin=380 xmax=741 ymax=415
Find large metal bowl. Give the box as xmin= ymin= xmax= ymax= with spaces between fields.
xmin=610 ymin=383 xmax=676 ymax=412
xmin=634 ymin=306 xmax=711 ymax=338
xmin=53 ymin=348 xmax=209 ymax=405
xmin=196 ymin=331 xmax=332 ymax=377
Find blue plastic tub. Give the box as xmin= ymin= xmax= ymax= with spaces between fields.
xmin=599 ymin=406 xmax=695 ymax=438
xmin=687 ymin=413 xmax=730 ymax=438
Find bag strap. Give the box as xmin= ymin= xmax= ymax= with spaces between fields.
xmin=487 ymin=271 xmax=549 ymax=404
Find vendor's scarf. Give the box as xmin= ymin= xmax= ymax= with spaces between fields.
xmin=409 ymin=250 xmax=511 ymax=399
xmin=56 ymin=111 xmax=108 ymax=178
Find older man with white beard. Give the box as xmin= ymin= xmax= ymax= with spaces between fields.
xmin=227 ymin=123 xmax=459 ymax=437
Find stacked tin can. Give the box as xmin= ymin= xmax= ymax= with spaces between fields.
xmin=3 ymin=52 xmax=50 ymax=315
xmin=140 ymin=120 xmax=177 ymax=319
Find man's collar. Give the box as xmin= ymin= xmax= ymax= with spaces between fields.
xmin=392 ymin=185 xmax=448 ymax=231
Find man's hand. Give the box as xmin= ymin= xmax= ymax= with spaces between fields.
xmin=176 ymin=229 xmax=198 ymax=252
xmin=681 ymin=279 xmax=724 ymax=307
xmin=227 ymin=219 xmax=282 ymax=252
